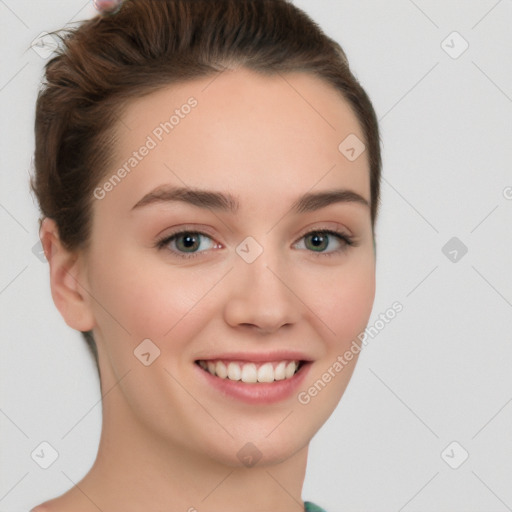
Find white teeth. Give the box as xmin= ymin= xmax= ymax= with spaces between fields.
xmin=241 ymin=363 xmax=258 ymax=383
xmin=285 ymin=361 xmax=296 ymax=379
xmin=274 ymin=361 xmax=286 ymax=380
xmin=257 ymin=362 xmax=274 ymax=383
xmin=216 ymin=361 xmax=228 ymax=379
xmin=227 ymin=362 xmax=241 ymax=381
xmin=199 ymin=359 xmax=301 ymax=383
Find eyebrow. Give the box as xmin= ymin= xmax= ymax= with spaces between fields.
xmin=130 ymin=185 xmax=370 ymax=214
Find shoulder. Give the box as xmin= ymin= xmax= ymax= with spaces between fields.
xmin=304 ymin=501 xmax=328 ymax=512
xmin=30 ymin=498 xmax=64 ymax=512
xmin=30 ymin=491 xmax=93 ymax=512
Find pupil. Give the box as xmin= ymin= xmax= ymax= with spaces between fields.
xmin=309 ymin=233 xmax=327 ymax=251
xmin=180 ymin=234 xmax=198 ymax=251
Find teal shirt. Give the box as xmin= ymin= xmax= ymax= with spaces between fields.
xmin=304 ymin=501 xmax=327 ymax=512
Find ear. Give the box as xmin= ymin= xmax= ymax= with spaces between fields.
xmin=39 ymin=217 xmax=96 ymax=332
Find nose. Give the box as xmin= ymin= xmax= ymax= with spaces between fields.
xmin=223 ymin=247 xmax=301 ymax=335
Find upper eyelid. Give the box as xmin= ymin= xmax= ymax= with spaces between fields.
xmin=159 ymin=226 xmax=352 ymax=244
xmin=294 ymin=223 xmax=352 ymax=241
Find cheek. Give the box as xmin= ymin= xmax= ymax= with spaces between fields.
xmin=293 ymin=258 xmax=375 ymax=428
xmin=301 ymin=256 xmax=376 ymax=347
xmin=87 ymin=245 xmax=218 ymax=352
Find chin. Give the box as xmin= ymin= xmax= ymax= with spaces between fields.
xmin=203 ymin=425 xmax=310 ymax=469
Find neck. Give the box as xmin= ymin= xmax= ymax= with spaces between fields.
xmin=56 ymin=362 xmax=309 ymax=512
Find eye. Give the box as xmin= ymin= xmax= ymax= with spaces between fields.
xmin=155 ymin=230 xmax=220 ymax=259
xmin=155 ymin=227 xmax=356 ymax=260
xmin=294 ymin=229 xmax=355 ymax=256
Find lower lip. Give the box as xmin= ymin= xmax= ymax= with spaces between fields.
xmin=194 ymin=361 xmax=312 ymax=405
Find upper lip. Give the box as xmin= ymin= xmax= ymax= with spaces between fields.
xmin=195 ymin=351 xmax=314 ymax=363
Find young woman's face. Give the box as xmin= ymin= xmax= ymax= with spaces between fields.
xmin=81 ymin=68 xmax=375 ymax=466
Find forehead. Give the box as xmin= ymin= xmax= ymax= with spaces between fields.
xmin=99 ymin=67 xmax=370 ymax=214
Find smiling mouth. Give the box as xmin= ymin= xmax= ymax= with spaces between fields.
xmin=195 ymin=359 xmax=305 ymax=384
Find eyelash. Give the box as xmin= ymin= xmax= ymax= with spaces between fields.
xmin=155 ymin=228 xmax=356 ymax=260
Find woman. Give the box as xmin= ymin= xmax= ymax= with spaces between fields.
xmin=31 ymin=0 xmax=382 ymax=510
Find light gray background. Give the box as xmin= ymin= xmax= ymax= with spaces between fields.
xmin=1 ymin=1 xmax=511 ymax=511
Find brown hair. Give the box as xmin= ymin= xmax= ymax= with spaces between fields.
xmin=30 ymin=0 xmax=382 ymax=376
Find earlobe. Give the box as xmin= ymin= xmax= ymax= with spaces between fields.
xmin=39 ymin=218 xmax=96 ymax=333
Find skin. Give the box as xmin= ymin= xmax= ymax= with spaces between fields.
xmin=34 ymin=67 xmax=376 ymax=512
